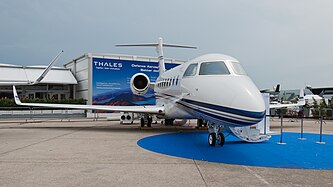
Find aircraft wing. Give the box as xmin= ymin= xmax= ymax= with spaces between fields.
xmin=269 ymin=103 xmax=303 ymax=109
xmin=269 ymin=89 xmax=305 ymax=109
xmin=13 ymin=86 xmax=164 ymax=114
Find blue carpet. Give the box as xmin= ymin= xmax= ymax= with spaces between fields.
xmin=137 ymin=132 xmax=333 ymax=170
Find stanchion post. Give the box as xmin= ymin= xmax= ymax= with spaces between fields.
xmin=277 ymin=114 xmax=286 ymax=145
xmin=30 ymin=107 xmax=32 ymax=121
xmin=316 ymin=115 xmax=325 ymax=144
xmin=67 ymin=109 xmax=69 ymax=121
xmin=298 ymin=113 xmax=306 ymax=140
xmin=264 ymin=113 xmax=267 ymax=135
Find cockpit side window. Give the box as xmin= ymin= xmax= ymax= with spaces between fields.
xmin=231 ymin=62 xmax=247 ymax=75
xmin=183 ymin=63 xmax=198 ymax=77
xmin=199 ymin=61 xmax=230 ymax=75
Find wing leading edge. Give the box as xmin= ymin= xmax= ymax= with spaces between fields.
xmin=269 ymin=102 xmax=305 ymax=109
xmin=269 ymin=89 xmax=305 ymax=109
xmin=13 ymin=86 xmax=164 ymax=114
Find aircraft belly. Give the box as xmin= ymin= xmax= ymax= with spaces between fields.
xmin=189 ymin=107 xmax=253 ymax=127
xmin=164 ymin=104 xmax=194 ymax=119
xmin=155 ymin=91 xmax=194 ymax=119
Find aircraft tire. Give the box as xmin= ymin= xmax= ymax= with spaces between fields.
xmin=165 ymin=119 xmax=174 ymax=126
xmin=218 ymin=133 xmax=225 ymax=146
xmin=147 ymin=117 xmax=152 ymax=127
xmin=208 ymin=133 xmax=216 ymax=146
xmin=140 ymin=118 xmax=145 ymax=127
xmin=197 ymin=119 xmax=203 ymax=128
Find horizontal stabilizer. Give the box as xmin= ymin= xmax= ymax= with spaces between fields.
xmin=116 ymin=43 xmax=197 ymax=49
xmin=116 ymin=37 xmax=196 ymax=75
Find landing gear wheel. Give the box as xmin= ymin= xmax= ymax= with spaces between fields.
xmin=147 ymin=117 xmax=152 ymax=127
xmin=197 ymin=119 xmax=203 ymax=128
xmin=208 ymin=133 xmax=216 ymax=146
xmin=218 ymin=133 xmax=225 ymax=146
xmin=165 ymin=119 xmax=174 ymax=126
xmin=140 ymin=118 xmax=145 ymax=127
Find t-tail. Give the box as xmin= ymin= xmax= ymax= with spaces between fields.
xmin=116 ymin=37 xmax=196 ymax=76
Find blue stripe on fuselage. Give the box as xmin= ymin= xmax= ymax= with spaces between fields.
xmin=176 ymin=102 xmax=256 ymax=126
xmin=181 ymin=98 xmax=264 ymax=119
xmin=156 ymin=93 xmax=264 ymax=123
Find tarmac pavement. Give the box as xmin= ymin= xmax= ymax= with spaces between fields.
xmin=0 ymin=118 xmax=332 ymax=186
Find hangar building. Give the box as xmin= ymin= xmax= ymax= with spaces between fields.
xmin=0 ymin=63 xmax=77 ymax=99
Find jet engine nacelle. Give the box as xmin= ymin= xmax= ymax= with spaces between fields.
xmin=130 ymin=73 xmax=150 ymax=95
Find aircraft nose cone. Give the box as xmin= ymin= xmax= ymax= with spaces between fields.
xmin=231 ymin=82 xmax=266 ymax=114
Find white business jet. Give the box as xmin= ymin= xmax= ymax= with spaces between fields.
xmin=12 ymin=38 xmax=304 ymax=146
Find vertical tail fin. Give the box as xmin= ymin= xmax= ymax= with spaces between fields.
xmin=274 ymin=84 xmax=280 ymax=93
xmin=116 ymin=37 xmax=196 ymax=76
xmin=298 ymin=89 xmax=305 ymax=106
xmin=157 ymin=37 xmax=166 ymax=74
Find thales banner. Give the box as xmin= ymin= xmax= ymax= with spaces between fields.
xmin=92 ymin=57 xmax=179 ymax=106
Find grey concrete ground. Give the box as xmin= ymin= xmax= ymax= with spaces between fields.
xmin=0 ymin=118 xmax=333 ymax=187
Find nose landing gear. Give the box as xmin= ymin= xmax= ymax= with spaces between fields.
xmin=208 ymin=124 xmax=225 ymax=146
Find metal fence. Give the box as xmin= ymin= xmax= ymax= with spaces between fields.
xmin=265 ymin=114 xmax=329 ymax=145
xmin=0 ymin=107 xmax=86 ymax=120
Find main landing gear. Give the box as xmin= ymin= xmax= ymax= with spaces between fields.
xmin=164 ymin=119 xmax=174 ymax=126
xmin=208 ymin=125 xmax=225 ymax=146
xmin=197 ymin=119 xmax=208 ymax=128
xmin=140 ymin=114 xmax=152 ymax=128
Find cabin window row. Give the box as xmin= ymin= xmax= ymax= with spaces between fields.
xmin=156 ymin=76 xmax=180 ymax=88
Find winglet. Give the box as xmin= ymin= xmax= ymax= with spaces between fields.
xmin=30 ymin=50 xmax=64 ymax=85
xmin=13 ymin=86 xmax=22 ymax=105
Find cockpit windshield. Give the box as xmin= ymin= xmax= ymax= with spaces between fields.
xmin=231 ymin=62 xmax=247 ymax=75
xmin=199 ymin=61 xmax=230 ymax=75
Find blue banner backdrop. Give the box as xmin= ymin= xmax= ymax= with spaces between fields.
xmin=92 ymin=57 xmax=179 ymax=106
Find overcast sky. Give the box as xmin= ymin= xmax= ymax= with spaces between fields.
xmin=0 ymin=0 xmax=332 ymax=90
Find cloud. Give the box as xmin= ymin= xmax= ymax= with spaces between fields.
xmin=0 ymin=0 xmax=332 ymax=89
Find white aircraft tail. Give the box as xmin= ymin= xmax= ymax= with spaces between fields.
xmin=298 ymin=88 xmax=305 ymax=106
xmin=116 ymin=37 xmax=196 ymax=75
xmin=269 ymin=88 xmax=306 ymax=109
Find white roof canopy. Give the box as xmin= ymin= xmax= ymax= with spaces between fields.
xmin=0 ymin=64 xmax=77 ymax=85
